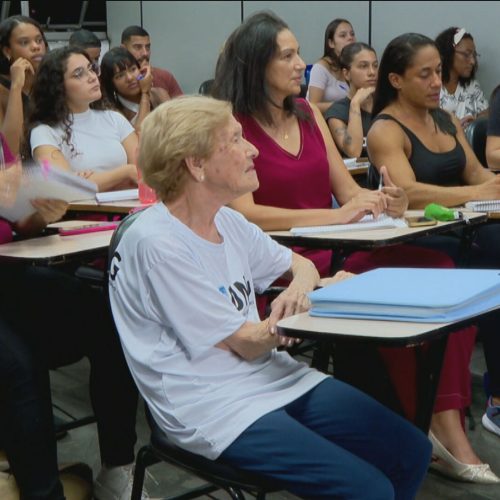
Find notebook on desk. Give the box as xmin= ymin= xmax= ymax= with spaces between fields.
xmin=465 ymin=200 xmax=500 ymax=213
xmin=290 ymin=214 xmax=407 ymax=235
xmin=95 ymin=188 xmax=139 ymax=203
xmin=308 ymin=268 xmax=500 ymax=322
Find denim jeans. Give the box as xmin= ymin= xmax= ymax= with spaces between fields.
xmin=220 ymin=378 xmax=432 ymax=499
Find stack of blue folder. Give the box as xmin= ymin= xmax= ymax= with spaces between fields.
xmin=308 ymin=268 xmax=500 ymax=322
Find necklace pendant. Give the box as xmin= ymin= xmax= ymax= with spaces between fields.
xmin=284 ymin=133 xmax=289 ymax=140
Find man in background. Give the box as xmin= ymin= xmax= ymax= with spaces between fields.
xmin=121 ymin=25 xmax=183 ymax=99
xmin=69 ymin=29 xmax=102 ymax=68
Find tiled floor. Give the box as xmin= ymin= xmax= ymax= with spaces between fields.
xmin=50 ymin=342 xmax=500 ymax=499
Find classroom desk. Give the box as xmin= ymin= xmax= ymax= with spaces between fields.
xmin=268 ymin=210 xmax=486 ymax=251
xmin=277 ymin=308 xmax=498 ymax=432
xmin=0 ymin=227 xmax=113 ymax=264
xmin=344 ymin=158 xmax=369 ymax=187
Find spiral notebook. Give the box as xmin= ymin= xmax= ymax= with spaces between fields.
xmin=465 ymin=200 xmax=500 ymax=213
xmin=290 ymin=214 xmax=407 ymax=235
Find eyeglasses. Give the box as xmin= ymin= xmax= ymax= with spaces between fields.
xmin=70 ymin=63 xmax=100 ymax=80
xmin=455 ymin=50 xmax=480 ymax=61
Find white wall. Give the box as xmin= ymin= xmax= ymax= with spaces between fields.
xmin=243 ymin=1 xmax=370 ymax=68
xmin=105 ymin=1 xmax=500 ymax=99
xmin=106 ymin=1 xmax=141 ymax=47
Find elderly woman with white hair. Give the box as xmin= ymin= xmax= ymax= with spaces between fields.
xmin=109 ymin=95 xmax=431 ymax=500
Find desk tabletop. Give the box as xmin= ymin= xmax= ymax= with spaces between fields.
xmin=278 ymin=312 xmax=460 ymax=346
xmin=268 ymin=210 xmax=486 ymax=250
xmin=68 ymin=199 xmax=147 ymax=214
xmin=0 ymin=229 xmax=113 ymax=261
xmin=344 ymin=158 xmax=369 ymax=178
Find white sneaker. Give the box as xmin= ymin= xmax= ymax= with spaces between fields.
xmin=94 ymin=463 xmax=149 ymax=500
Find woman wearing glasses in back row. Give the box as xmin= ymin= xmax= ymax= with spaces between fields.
xmin=26 ymin=46 xmax=138 ymax=192
xmin=436 ymin=27 xmax=488 ymax=130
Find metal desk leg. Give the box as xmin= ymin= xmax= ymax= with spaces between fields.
xmin=457 ymin=224 xmax=478 ymax=267
xmin=311 ymin=339 xmax=334 ymax=373
xmin=413 ymin=334 xmax=449 ymax=432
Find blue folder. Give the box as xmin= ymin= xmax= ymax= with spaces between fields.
xmin=308 ymin=268 xmax=500 ymax=323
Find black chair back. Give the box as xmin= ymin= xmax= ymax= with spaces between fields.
xmin=198 ymin=79 xmax=215 ymax=96
xmin=108 ymin=209 xmax=145 ymax=263
xmin=465 ymin=116 xmax=488 ymax=167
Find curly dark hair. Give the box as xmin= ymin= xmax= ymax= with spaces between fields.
xmin=322 ymin=18 xmax=352 ymax=71
xmin=0 ymin=15 xmax=48 ymax=74
xmin=212 ymin=10 xmax=308 ymax=126
xmin=435 ymin=27 xmax=476 ymax=87
xmin=25 ymin=46 xmax=95 ymax=158
xmin=100 ymin=47 xmax=140 ymax=112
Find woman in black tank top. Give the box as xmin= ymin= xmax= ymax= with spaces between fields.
xmin=367 ymin=32 xmax=500 ymax=484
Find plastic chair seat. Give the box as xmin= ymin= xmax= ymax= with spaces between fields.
xmin=131 ymin=406 xmax=281 ymax=499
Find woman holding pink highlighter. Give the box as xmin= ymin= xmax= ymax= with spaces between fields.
xmin=100 ymin=46 xmax=169 ymax=134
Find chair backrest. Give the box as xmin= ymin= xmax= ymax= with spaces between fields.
xmin=108 ymin=209 xmax=145 ymax=264
xmin=198 ymin=78 xmax=215 ymax=96
xmin=465 ymin=116 xmax=488 ymax=167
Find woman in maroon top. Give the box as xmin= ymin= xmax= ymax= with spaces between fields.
xmin=212 ymin=12 xmax=407 ymax=277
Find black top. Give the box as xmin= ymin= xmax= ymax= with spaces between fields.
xmin=0 ymin=75 xmax=30 ymax=112
xmin=367 ymin=113 xmax=466 ymax=189
xmin=324 ymin=97 xmax=372 ymax=157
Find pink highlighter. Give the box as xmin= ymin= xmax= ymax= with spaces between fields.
xmin=59 ymin=221 xmax=119 ymax=236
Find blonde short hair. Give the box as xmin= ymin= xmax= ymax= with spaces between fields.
xmin=138 ymin=95 xmax=233 ymax=202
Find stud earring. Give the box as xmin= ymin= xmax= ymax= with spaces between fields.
xmin=199 ymin=173 xmax=205 ymax=182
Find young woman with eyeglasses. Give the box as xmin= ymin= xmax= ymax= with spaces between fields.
xmin=0 ymin=15 xmax=48 ymax=156
xmin=435 ymin=27 xmax=488 ymax=129
xmin=26 ymin=46 xmax=138 ymax=192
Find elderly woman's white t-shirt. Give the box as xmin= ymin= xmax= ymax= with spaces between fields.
xmin=30 ymin=109 xmax=134 ymax=172
xmin=109 ymin=204 xmax=328 ymax=460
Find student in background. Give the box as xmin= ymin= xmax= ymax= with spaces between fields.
xmin=368 ymin=32 xmax=500 ymax=483
xmin=27 ymin=46 xmax=138 ymax=192
xmin=68 ymin=28 xmax=102 ymax=68
xmin=0 ymin=15 xmax=47 ymax=156
xmin=0 ymin=135 xmax=62 ymax=499
xmin=325 ymin=42 xmax=377 ymax=158
xmin=100 ymin=47 xmax=168 ymax=134
xmin=435 ymin=27 xmax=488 ymax=129
xmin=0 ymin=132 xmax=142 ymax=500
xmin=121 ymin=25 xmax=183 ymax=100
xmin=109 ymin=94 xmax=432 ymax=499
xmin=0 ymin=321 xmax=64 ymax=499
xmin=485 ymin=84 xmax=500 ymax=171
xmin=306 ymin=18 xmax=355 ymax=113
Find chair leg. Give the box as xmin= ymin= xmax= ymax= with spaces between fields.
xmin=131 ymin=445 xmax=161 ymax=500
xmin=225 ymin=486 xmax=247 ymax=500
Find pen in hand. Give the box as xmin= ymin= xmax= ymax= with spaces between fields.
xmin=378 ymin=172 xmax=384 ymax=191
